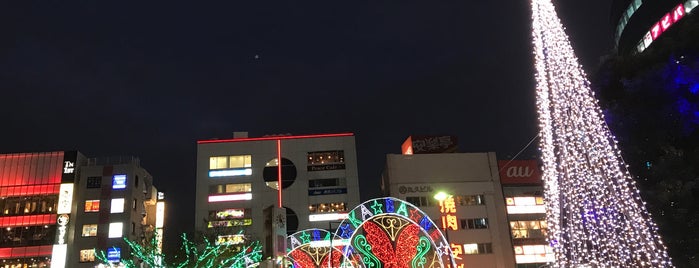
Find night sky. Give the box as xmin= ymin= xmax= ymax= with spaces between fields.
xmin=1 ymin=1 xmax=612 ymax=255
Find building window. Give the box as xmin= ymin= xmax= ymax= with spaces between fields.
xmin=308 ymin=178 xmax=345 ymax=188
xmin=307 ymin=151 xmax=345 ymax=171
xmin=133 ymin=198 xmax=137 ymax=211
xmin=82 ymin=224 xmax=98 ymax=237
xmin=463 ymin=243 xmax=492 ymax=254
xmin=460 ymin=218 xmax=489 ymax=229
xmin=209 ymin=183 xmax=252 ymax=194
xmin=84 ymin=200 xmax=100 ymax=212
xmin=0 ymin=226 xmax=55 ymax=247
xmin=111 ymin=198 xmax=125 ymax=213
xmin=79 ymin=249 xmax=95 ymax=262
xmin=87 ymin=177 xmax=101 ymax=188
xmin=109 ymin=222 xmax=123 ymax=238
xmin=405 ymin=196 xmax=433 ymax=207
xmin=209 ymin=155 xmax=252 ymax=170
xmin=132 ymin=222 xmax=136 ymax=235
xmin=308 ymin=202 xmax=347 ymax=213
xmin=510 ymin=220 xmax=548 ymax=239
xmin=455 ymin=195 xmax=485 ymax=206
xmin=0 ymin=196 xmax=58 ymax=216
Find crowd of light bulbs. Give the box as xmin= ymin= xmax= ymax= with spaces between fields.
xmin=530 ymin=0 xmax=674 ymax=266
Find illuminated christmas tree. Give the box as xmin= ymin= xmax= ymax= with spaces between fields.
xmin=530 ymin=0 xmax=674 ymax=266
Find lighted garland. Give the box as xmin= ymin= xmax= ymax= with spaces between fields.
xmin=334 ymin=197 xmax=455 ymax=268
xmin=530 ymin=0 xmax=673 ymax=266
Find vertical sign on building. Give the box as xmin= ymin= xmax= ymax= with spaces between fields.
xmin=52 ymin=183 xmax=74 ymax=268
xmin=438 ymin=196 xmax=464 ymax=268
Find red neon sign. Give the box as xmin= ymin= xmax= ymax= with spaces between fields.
xmin=439 ymin=197 xmax=458 ymax=231
xmin=651 ymin=4 xmax=685 ymax=41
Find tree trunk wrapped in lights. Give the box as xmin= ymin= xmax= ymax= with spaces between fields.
xmin=529 ymin=0 xmax=674 ymax=266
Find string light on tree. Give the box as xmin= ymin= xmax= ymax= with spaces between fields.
xmin=529 ymin=0 xmax=673 ymax=266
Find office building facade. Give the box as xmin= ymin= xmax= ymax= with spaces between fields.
xmin=381 ymin=136 xmax=515 ymax=268
xmin=195 ymin=132 xmax=361 ymax=258
xmin=0 ymin=151 xmax=164 ymax=268
xmin=498 ymin=160 xmax=553 ymax=268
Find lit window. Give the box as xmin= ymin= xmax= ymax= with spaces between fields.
xmin=79 ymin=249 xmax=95 ymax=262
xmin=111 ymin=198 xmax=125 ymax=213
xmin=462 ymin=243 xmax=492 ymax=254
xmin=85 ymin=200 xmax=100 ymax=212
xmin=463 ymin=243 xmax=478 ymax=254
xmin=112 ymin=175 xmax=127 ymax=189
xmin=308 ymin=202 xmax=347 ymax=213
xmin=109 ymin=222 xmax=123 ymax=238
xmin=82 ymin=224 xmax=98 ymax=237
xmin=209 ymin=183 xmax=252 ymax=194
xmin=209 ymin=155 xmax=252 ymax=169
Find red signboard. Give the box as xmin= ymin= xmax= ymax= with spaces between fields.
xmin=498 ymin=160 xmax=542 ymax=185
xmin=650 ymin=4 xmax=685 ymax=41
xmin=401 ymin=135 xmax=458 ymax=155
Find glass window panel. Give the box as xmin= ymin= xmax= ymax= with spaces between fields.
xmin=463 ymin=243 xmax=479 ymax=254
xmin=111 ymin=198 xmax=125 ymax=213
xmin=209 ymin=156 xmax=228 ymax=169
xmin=109 ymin=222 xmax=123 ymax=238
xmin=82 ymin=224 xmax=98 ymax=237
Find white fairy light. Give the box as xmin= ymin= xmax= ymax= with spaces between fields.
xmin=529 ymin=0 xmax=674 ymax=266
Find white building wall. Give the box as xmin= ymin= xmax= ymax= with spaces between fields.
xmin=383 ymin=152 xmax=516 ymax=268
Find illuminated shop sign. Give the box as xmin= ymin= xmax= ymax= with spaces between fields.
xmin=61 ymin=151 xmax=78 ymax=183
xmin=498 ymin=160 xmax=542 ymax=185
xmin=62 ymin=161 xmax=74 ymax=174
xmin=207 ymin=218 xmax=252 ymax=228
xmin=213 ymin=208 xmax=246 ymax=219
xmin=637 ymin=2 xmax=696 ymax=53
xmin=56 ymin=214 xmax=69 ymax=244
xmin=439 ymin=196 xmax=458 ymax=231
xmin=398 ymin=185 xmax=433 ymax=194
xmin=156 ymin=202 xmax=165 ymax=228
xmin=307 ymin=164 xmax=345 ymax=172
xmin=209 ymin=168 xmax=252 ymax=177
xmin=401 ymin=135 xmax=458 ymax=155
xmin=57 ymin=183 xmax=74 ymax=214
xmin=112 ymin=175 xmax=127 ymax=189
xmin=308 ymin=188 xmax=347 ymax=196
xmin=50 ymin=244 xmax=67 ymax=268
xmin=107 ymin=247 xmax=121 ymax=262
xmin=216 ymin=234 xmax=246 ymax=245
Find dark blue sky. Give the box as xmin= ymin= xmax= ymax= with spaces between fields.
xmin=0 ymin=0 xmax=612 ymax=255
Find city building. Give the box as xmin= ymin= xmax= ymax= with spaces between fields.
xmin=0 ymin=151 xmax=164 ymax=268
xmin=497 ymin=159 xmax=553 ymax=268
xmin=72 ymin=156 xmax=164 ymax=268
xmin=612 ymin=0 xmax=698 ymax=54
xmin=194 ymin=132 xmax=361 ymax=259
xmin=381 ymin=135 xmax=515 ymax=268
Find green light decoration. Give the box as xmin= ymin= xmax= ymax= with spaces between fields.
xmin=411 ymin=236 xmax=431 ymax=268
xmin=95 ymin=231 xmax=263 ymax=268
xmin=370 ymin=200 xmax=383 ymax=215
xmin=353 ymin=234 xmax=381 ymax=268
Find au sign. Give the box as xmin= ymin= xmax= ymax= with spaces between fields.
xmin=497 ymin=160 xmax=542 ymax=185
